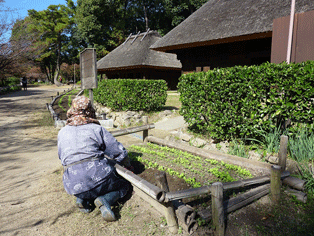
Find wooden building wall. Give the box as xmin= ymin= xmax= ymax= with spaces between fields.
xmin=173 ymin=37 xmax=272 ymax=73
xmin=271 ymin=10 xmax=314 ymax=64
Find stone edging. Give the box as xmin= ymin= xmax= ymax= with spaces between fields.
xmin=47 ymin=88 xmax=114 ymax=129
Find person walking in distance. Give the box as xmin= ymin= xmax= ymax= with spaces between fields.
xmin=21 ymin=77 xmax=27 ymax=91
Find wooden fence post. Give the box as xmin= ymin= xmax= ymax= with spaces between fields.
xmin=89 ymin=89 xmax=93 ymax=107
xmin=270 ymin=165 xmax=282 ymax=203
xmin=155 ymin=171 xmax=178 ymax=234
xmin=278 ymin=135 xmax=288 ymax=171
xmin=143 ymin=116 xmax=148 ymax=142
xmin=211 ymin=182 xmax=225 ymax=236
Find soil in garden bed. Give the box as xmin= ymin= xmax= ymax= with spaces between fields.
xmin=133 ymin=159 xmax=190 ymax=192
xmin=52 ymin=90 xmax=77 ymax=120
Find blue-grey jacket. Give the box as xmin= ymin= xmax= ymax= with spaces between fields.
xmin=58 ymin=123 xmax=128 ymax=195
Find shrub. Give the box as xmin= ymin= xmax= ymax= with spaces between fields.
xmin=7 ymin=77 xmax=21 ymax=86
xmin=93 ymin=79 xmax=167 ymax=111
xmin=178 ymin=61 xmax=314 ymax=140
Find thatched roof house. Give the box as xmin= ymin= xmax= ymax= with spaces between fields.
xmin=151 ymin=0 xmax=314 ymax=72
xmin=97 ymin=30 xmax=182 ymax=89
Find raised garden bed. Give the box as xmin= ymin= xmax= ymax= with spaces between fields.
xmin=52 ymin=89 xmax=79 ymax=120
xmin=51 ymin=91 xmax=314 ymax=235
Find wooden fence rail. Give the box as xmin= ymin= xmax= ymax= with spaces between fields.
xmin=111 ymin=123 xmax=154 ymax=140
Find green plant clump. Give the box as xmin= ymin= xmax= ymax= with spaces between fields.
xmin=228 ymin=139 xmax=249 ymax=158
xmin=289 ymin=125 xmax=314 ymax=162
xmin=93 ymin=79 xmax=167 ymax=111
xmin=289 ymin=125 xmax=314 ymax=193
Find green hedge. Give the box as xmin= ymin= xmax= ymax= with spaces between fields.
xmin=93 ymin=79 xmax=167 ymax=111
xmin=178 ymin=61 xmax=314 ymax=140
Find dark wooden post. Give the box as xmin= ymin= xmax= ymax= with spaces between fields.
xmin=211 ymin=182 xmax=225 ymax=236
xmin=278 ymin=135 xmax=288 ymax=171
xmin=155 ymin=171 xmax=178 ymax=234
xmin=143 ymin=116 xmax=148 ymax=142
xmin=271 ymin=165 xmax=282 ymax=203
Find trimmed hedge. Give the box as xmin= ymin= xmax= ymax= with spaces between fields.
xmin=178 ymin=61 xmax=314 ymax=140
xmin=93 ymin=79 xmax=167 ymax=111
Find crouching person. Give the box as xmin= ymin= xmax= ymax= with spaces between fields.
xmin=58 ymin=96 xmax=132 ymax=221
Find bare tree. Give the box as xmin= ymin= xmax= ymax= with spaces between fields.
xmin=0 ymin=0 xmax=18 ymax=84
xmin=0 ymin=2 xmax=42 ymax=84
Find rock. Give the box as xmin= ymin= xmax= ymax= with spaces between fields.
xmin=158 ymin=110 xmax=172 ymax=118
xmin=123 ymin=115 xmax=132 ymax=120
xmin=158 ymin=112 xmax=165 ymax=118
xmin=134 ymin=119 xmax=142 ymax=125
xmin=55 ymin=120 xmax=66 ymax=129
xmin=214 ymin=141 xmax=229 ymax=153
xmin=108 ymin=114 xmax=116 ymax=121
xmin=124 ymin=117 xmax=131 ymax=127
xmin=165 ymin=135 xmax=181 ymax=143
xmin=163 ymin=110 xmax=173 ymax=116
xmin=248 ymin=150 xmax=262 ymax=161
xmin=286 ymin=159 xmax=300 ymax=175
xmin=191 ymin=137 xmax=207 ymax=148
xmin=180 ymin=133 xmax=192 ymax=142
xmin=203 ymin=144 xmax=216 ymax=150
xmin=103 ymin=107 xmax=111 ymax=114
xmin=134 ymin=114 xmax=142 ymax=120
xmin=309 ymin=163 xmax=314 ymax=176
xmin=126 ymin=111 xmax=136 ymax=116
xmin=99 ymin=119 xmax=114 ymax=128
xmin=170 ymin=130 xmax=180 ymax=136
xmin=265 ymin=155 xmax=278 ymax=164
xmin=114 ymin=116 xmax=122 ymax=126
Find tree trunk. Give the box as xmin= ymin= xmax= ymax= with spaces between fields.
xmin=54 ymin=34 xmax=62 ymax=85
xmin=143 ymin=5 xmax=149 ymax=31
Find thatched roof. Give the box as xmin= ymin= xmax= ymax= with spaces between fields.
xmin=151 ymin=0 xmax=314 ymax=52
xmin=97 ymin=30 xmax=181 ymax=71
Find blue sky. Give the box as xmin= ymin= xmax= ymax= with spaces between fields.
xmin=3 ymin=0 xmax=67 ymax=19
xmin=2 ymin=0 xmax=68 ymax=38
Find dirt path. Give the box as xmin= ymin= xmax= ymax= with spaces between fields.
xmin=0 ymin=85 xmax=69 ymax=235
xmin=0 ymin=85 xmax=189 ymax=236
